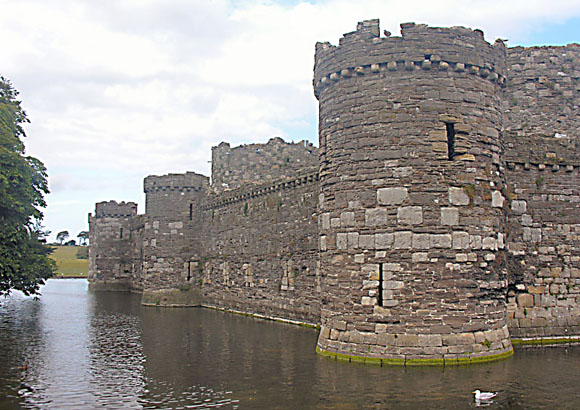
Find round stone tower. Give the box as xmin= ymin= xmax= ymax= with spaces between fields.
xmin=314 ymin=20 xmax=513 ymax=365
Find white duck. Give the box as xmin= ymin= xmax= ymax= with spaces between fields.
xmin=473 ymin=389 xmax=497 ymax=401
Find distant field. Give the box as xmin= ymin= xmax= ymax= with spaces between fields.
xmin=49 ymin=246 xmax=88 ymax=277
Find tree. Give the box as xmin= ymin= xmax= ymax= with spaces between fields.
xmin=56 ymin=230 xmax=69 ymax=245
xmin=0 ymin=76 xmax=55 ymax=296
xmin=77 ymin=230 xmax=89 ymax=246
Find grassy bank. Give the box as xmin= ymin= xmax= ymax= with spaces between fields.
xmin=49 ymin=246 xmax=88 ymax=277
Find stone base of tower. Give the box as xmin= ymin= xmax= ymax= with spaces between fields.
xmin=141 ymin=287 xmax=202 ymax=307
xmin=88 ymin=279 xmax=133 ymax=292
xmin=316 ymin=325 xmax=513 ymax=366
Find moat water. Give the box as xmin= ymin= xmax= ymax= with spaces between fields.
xmin=1 ymin=279 xmax=579 ymax=409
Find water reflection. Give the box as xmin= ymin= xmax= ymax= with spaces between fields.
xmin=1 ymin=279 xmax=580 ymax=409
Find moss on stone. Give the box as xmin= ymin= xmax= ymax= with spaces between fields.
xmin=512 ymin=337 xmax=580 ymax=346
xmin=316 ymin=346 xmax=514 ymax=366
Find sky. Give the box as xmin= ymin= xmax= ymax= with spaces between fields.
xmin=1 ymin=0 xmax=579 ymax=243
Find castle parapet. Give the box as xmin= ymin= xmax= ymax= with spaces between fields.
xmin=144 ymin=172 xmax=209 ymax=193
xmin=314 ymin=20 xmax=506 ymax=99
xmin=94 ymin=201 xmax=137 ymax=218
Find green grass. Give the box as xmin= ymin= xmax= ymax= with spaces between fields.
xmin=49 ymin=246 xmax=88 ymax=277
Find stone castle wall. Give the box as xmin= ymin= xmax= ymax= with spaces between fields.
xmin=504 ymin=45 xmax=580 ymax=339
xmin=200 ymin=169 xmax=320 ymax=323
xmin=88 ymin=19 xmax=580 ymax=364
xmin=211 ymin=138 xmax=317 ymax=192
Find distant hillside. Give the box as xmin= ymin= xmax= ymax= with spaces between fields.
xmin=49 ymin=246 xmax=88 ymax=277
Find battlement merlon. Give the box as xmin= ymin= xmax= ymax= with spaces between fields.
xmin=144 ymin=172 xmax=209 ymax=193
xmin=314 ymin=19 xmax=507 ymax=98
xmin=93 ymin=201 xmax=137 ymax=218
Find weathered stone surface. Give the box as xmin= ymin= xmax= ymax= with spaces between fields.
xmin=375 ymin=233 xmax=393 ymax=249
xmin=449 ymin=187 xmax=469 ymax=206
xmin=430 ymin=234 xmax=452 ymax=249
xmin=397 ymin=206 xmax=423 ymax=225
xmin=491 ymin=191 xmax=504 ymax=208
xmin=511 ymin=200 xmax=527 ymax=214
xmin=452 ymin=232 xmax=470 ymax=249
xmin=394 ymin=231 xmax=412 ymax=249
xmin=441 ymin=207 xmax=459 ymax=226
xmin=365 ymin=208 xmax=388 ymax=226
xmin=412 ymin=233 xmax=430 ymax=250
xmin=377 ymin=187 xmax=408 ymax=205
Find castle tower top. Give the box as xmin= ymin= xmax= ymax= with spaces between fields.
xmin=94 ymin=201 xmax=137 ymax=218
xmin=144 ymin=172 xmax=209 ymax=194
xmin=314 ymin=19 xmax=506 ymax=99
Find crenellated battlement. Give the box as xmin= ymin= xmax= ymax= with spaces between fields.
xmin=144 ymin=172 xmax=209 ymax=193
xmin=314 ymin=20 xmax=507 ymax=99
xmin=94 ymin=201 xmax=137 ymax=218
xmin=202 ymin=167 xmax=318 ymax=211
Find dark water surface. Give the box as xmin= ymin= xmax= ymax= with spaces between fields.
xmin=1 ymin=279 xmax=579 ymax=409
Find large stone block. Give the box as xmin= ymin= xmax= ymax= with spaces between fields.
xmin=482 ymin=237 xmax=498 ymax=250
xmin=359 ymin=234 xmax=375 ymax=249
xmin=362 ymin=264 xmax=380 ymax=280
xmin=491 ymin=191 xmax=504 ymax=208
xmin=336 ymin=233 xmax=348 ymax=249
xmin=375 ymin=233 xmax=393 ymax=249
xmin=441 ymin=207 xmax=459 ymax=226
xmin=452 ymin=232 xmax=470 ymax=249
xmin=365 ymin=208 xmax=388 ymax=226
xmin=340 ymin=211 xmax=355 ymax=226
xmin=394 ymin=231 xmax=412 ymax=249
xmin=397 ymin=206 xmax=423 ymax=225
xmin=448 ymin=187 xmax=469 ymax=206
xmin=517 ymin=293 xmax=534 ymax=307
xmin=430 ymin=234 xmax=452 ymax=248
xmin=347 ymin=232 xmax=359 ymax=248
xmin=511 ymin=200 xmax=527 ymax=214
xmin=377 ymin=187 xmax=408 ymax=205
xmin=412 ymin=233 xmax=430 ymax=249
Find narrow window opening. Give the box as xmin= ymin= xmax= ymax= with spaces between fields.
xmin=189 ymin=204 xmax=193 ymax=221
xmin=120 ymin=227 xmax=123 ymax=238
xmin=187 ymin=261 xmax=192 ymax=281
xmin=377 ymin=263 xmax=383 ymax=307
xmin=445 ymin=122 xmax=456 ymax=160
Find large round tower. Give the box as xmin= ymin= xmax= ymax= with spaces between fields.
xmin=314 ymin=20 xmax=512 ymax=364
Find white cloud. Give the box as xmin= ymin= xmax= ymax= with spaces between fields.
xmin=1 ymin=0 xmax=579 ymax=240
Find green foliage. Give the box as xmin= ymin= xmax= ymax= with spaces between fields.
xmin=0 ymin=76 xmax=55 ymax=296
xmin=77 ymin=230 xmax=89 ymax=246
xmin=56 ymin=230 xmax=69 ymax=245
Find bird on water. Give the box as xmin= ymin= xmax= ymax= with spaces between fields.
xmin=473 ymin=389 xmax=497 ymax=401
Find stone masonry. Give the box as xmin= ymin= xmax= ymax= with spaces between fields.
xmin=89 ymin=20 xmax=580 ymax=365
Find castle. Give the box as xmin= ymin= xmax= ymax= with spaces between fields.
xmin=89 ymin=20 xmax=580 ymax=365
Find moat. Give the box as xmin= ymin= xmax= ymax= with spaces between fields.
xmin=0 ymin=279 xmax=579 ymax=409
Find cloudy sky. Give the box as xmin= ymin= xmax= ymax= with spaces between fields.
xmin=2 ymin=0 xmax=579 ymax=242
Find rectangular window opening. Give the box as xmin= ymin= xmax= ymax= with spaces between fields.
xmin=377 ymin=263 xmax=383 ymax=307
xmin=189 ymin=203 xmax=193 ymax=221
xmin=445 ymin=122 xmax=456 ymax=160
xmin=120 ymin=227 xmax=123 ymax=239
xmin=187 ymin=261 xmax=192 ymax=281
